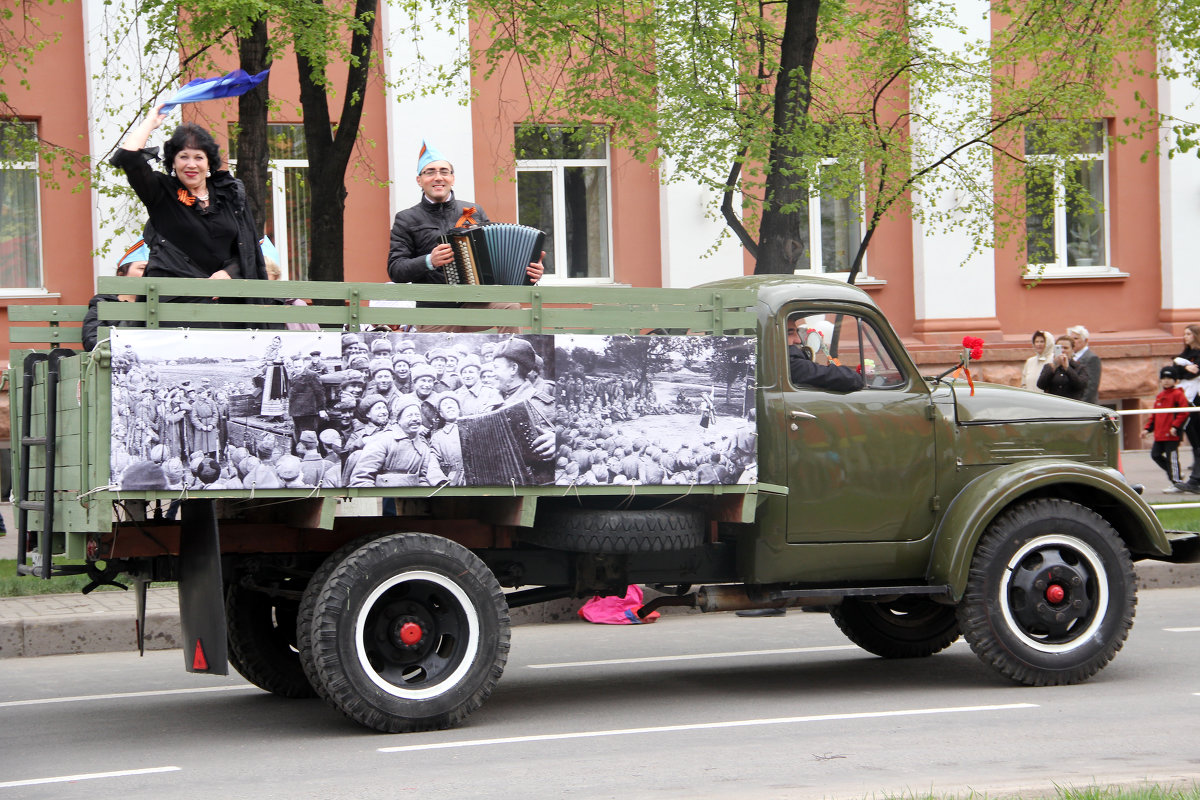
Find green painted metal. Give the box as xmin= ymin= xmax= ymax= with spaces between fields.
xmin=927 ymin=460 xmax=1169 ymax=599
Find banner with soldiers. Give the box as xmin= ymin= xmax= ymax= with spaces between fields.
xmin=109 ymin=329 xmax=756 ymax=491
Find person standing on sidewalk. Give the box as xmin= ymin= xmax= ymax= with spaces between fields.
xmin=1144 ymin=366 xmax=1190 ymax=492
xmin=1067 ymin=325 xmax=1102 ymax=404
xmin=1171 ymin=324 xmax=1200 ymax=492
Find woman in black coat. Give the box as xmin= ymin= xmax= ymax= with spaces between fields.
xmin=1037 ymin=335 xmax=1090 ymax=400
xmin=110 ymin=104 xmax=266 ymax=308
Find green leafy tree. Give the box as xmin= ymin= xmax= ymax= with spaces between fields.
xmin=449 ymin=0 xmax=1158 ymax=279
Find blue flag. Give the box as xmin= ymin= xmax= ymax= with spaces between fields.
xmin=160 ymin=69 xmax=271 ymax=114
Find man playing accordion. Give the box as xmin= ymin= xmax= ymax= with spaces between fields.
xmin=386 ymin=140 xmax=544 ymax=333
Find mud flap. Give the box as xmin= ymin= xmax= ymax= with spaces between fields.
xmin=179 ymin=500 xmax=229 ymax=675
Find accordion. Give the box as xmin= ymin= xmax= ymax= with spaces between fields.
xmin=441 ymin=223 xmax=545 ymax=287
xmin=457 ymin=401 xmax=554 ymax=486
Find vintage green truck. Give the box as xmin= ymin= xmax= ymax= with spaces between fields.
xmin=8 ymin=274 xmax=1198 ymax=733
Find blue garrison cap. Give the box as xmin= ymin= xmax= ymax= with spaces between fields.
xmin=417 ymin=139 xmax=450 ymax=175
xmin=259 ymin=235 xmax=281 ymax=266
xmin=118 ymin=240 xmax=150 ymax=267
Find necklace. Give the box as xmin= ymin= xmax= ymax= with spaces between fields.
xmin=195 ymin=192 xmax=210 ymax=203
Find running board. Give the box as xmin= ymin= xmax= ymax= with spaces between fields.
xmin=638 ymin=583 xmax=954 ymax=619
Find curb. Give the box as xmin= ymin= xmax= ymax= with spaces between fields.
xmin=1 ymin=562 xmax=1196 ymax=659
xmin=0 ymin=595 xmax=585 ymax=660
xmin=0 ymin=611 xmax=182 ymax=659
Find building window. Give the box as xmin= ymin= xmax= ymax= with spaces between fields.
xmin=231 ymin=123 xmax=310 ymax=279
xmin=515 ymin=125 xmax=612 ymax=282
xmin=0 ymin=120 xmax=42 ymax=291
xmin=793 ymin=164 xmax=864 ymax=275
xmin=1025 ymin=121 xmax=1109 ymax=270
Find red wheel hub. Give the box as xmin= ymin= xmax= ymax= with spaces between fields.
xmin=1045 ymin=584 xmax=1066 ymax=604
xmin=398 ymin=621 xmax=423 ymax=646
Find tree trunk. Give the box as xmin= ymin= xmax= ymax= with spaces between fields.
xmin=755 ymin=0 xmax=821 ymax=275
xmin=236 ymin=17 xmax=271 ymax=239
xmin=295 ymin=0 xmax=375 ymax=283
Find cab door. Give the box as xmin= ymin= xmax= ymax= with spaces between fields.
xmin=783 ymin=308 xmax=938 ymax=544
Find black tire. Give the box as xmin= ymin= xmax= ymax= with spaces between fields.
xmin=296 ymin=535 xmax=380 ymax=701
xmin=829 ymin=596 xmax=960 ymax=658
xmin=308 ymin=533 xmax=510 ymax=733
xmin=523 ymin=508 xmax=706 ymax=553
xmin=225 ymin=579 xmax=315 ymax=699
xmin=956 ymin=498 xmax=1136 ymax=686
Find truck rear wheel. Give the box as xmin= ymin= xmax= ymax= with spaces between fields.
xmin=524 ymin=508 xmax=706 ymax=553
xmin=225 ymin=580 xmax=314 ymax=698
xmin=307 ymin=533 xmax=510 ymax=733
xmin=956 ymin=498 xmax=1136 ymax=686
xmin=296 ymin=534 xmax=380 ymax=701
xmin=829 ymin=597 xmax=960 ymax=658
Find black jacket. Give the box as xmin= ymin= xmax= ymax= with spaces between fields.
xmin=387 ymin=194 xmax=490 ymax=284
xmin=111 ymin=147 xmax=267 ymax=295
xmin=82 ymin=295 xmax=122 ymax=351
xmin=139 ymin=171 xmax=267 ymax=283
xmin=788 ymin=344 xmax=864 ymax=392
xmin=1037 ymin=359 xmax=1090 ymax=400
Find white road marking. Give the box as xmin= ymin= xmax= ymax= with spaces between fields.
xmin=0 ymin=766 xmax=181 ymax=789
xmin=527 ymin=644 xmax=859 ymax=669
xmin=1165 ymin=627 xmax=1200 ymax=633
xmin=378 ymin=703 xmax=1038 ymax=753
xmin=0 ymin=685 xmax=254 ymax=709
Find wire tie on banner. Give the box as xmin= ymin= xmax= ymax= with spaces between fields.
xmin=78 ymin=484 xmax=120 ymax=503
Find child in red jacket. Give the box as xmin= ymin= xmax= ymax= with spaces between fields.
xmin=1144 ymin=366 xmax=1190 ymax=490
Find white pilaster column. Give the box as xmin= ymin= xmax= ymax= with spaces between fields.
xmin=1158 ymin=67 xmax=1200 ymax=316
xmin=81 ymin=0 xmax=176 ymax=277
xmin=909 ymin=0 xmax=998 ymax=335
xmin=380 ymin=2 xmax=475 ymax=217
xmin=658 ymin=159 xmax=745 ymax=288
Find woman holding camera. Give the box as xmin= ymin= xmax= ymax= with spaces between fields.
xmin=1036 ymin=334 xmax=1089 ymax=400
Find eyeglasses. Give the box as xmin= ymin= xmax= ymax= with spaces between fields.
xmin=420 ymin=168 xmax=454 ymax=177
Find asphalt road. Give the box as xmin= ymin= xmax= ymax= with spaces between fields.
xmin=2 ymin=590 xmax=1199 ymax=800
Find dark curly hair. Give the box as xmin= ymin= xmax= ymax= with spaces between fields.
xmin=162 ymin=122 xmax=222 ymax=175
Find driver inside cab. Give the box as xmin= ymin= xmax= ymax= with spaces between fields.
xmin=788 ymin=315 xmax=864 ymax=392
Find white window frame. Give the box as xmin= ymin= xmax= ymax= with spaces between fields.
xmin=267 ymin=158 xmax=308 ymax=280
xmin=791 ymin=159 xmax=866 ymax=279
xmin=1025 ymin=121 xmax=1113 ymax=275
xmin=515 ymin=129 xmax=615 ymax=285
xmin=0 ymin=119 xmax=44 ymax=296
xmin=229 ymin=123 xmax=310 ymax=280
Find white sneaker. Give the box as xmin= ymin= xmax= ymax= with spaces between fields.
xmin=1164 ymin=486 xmax=1183 ymax=493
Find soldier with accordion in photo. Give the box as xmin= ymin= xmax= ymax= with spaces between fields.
xmin=387 ymin=140 xmax=545 ymax=333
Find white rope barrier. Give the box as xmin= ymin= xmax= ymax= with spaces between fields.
xmin=1114 ymin=407 xmax=1197 ymax=416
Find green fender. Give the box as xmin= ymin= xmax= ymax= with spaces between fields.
xmin=928 ymin=460 xmax=1169 ymax=600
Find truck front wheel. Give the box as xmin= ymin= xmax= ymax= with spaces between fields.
xmin=829 ymin=597 xmax=960 ymax=658
xmin=956 ymin=499 xmax=1136 ymax=686
xmin=307 ymin=533 xmax=510 ymax=733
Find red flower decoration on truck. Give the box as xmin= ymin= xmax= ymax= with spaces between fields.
xmin=962 ymin=336 xmax=984 ymax=361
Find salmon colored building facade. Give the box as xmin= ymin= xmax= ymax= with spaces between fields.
xmin=3 ymin=0 xmax=1200 ymax=454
